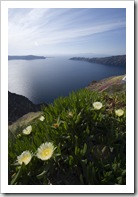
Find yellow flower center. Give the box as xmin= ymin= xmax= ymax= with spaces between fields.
xmin=21 ymin=155 xmax=30 ymax=162
xmin=18 ymin=154 xmax=31 ymax=165
xmin=41 ymin=148 xmax=51 ymax=157
xmin=36 ymin=142 xmax=54 ymax=160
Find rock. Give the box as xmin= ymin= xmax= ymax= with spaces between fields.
xmin=8 ymin=91 xmax=47 ymax=125
xmin=121 ymin=75 xmax=126 ymax=83
xmin=70 ymin=55 xmax=126 ymax=67
xmin=8 ymin=111 xmax=43 ymax=134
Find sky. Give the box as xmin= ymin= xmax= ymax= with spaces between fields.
xmin=8 ymin=8 xmax=126 ymax=56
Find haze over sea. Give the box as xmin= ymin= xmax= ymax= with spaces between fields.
xmin=8 ymin=55 xmax=125 ymax=104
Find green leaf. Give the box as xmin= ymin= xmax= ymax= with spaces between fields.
xmin=63 ymin=122 xmax=67 ymax=130
xmin=117 ymin=176 xmax=122 ymax=184
xmin=80 ymin=174 xmax=84 ymax=184
xmin=82 ymin=143 xmax=87 ymax=156
xmin=81 ymin=159 xmax=87 ymax=165
xmin=10 ymin=164 xmax=23 ymax=185
xmin=122 ymin=170 xmax=126 ymax=176
xmin=86 ymin=127 xmax=90 ymax=134
xmin=69 ymin=155 xmax=73 ymax=166
xmin=75 ymin=146 xmax=78 ymax=155
xmin=101 ymin=146 xmax=107 ymax=153
xmin=37 ymin=170 xmax=47 ymax=179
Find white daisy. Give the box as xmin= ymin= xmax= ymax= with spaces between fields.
xmin=36 ymin=142 xmax=55 ymax=161
xmin=39 ymin=116 xmax=45 ymax=121
xmin=93 ymin=102 xmax=102 ymax=110
xmin=22 ymin=125 xmax=32 ymax=135
xmin=115 ymin=109 xmax=124 ymax=117
xmin=17 ymin=151 xmax=32 ymax=165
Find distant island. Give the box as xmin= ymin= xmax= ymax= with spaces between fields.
xmin=8 ymin=55 xmax=46 ymax=60
xmin=70 ymin=55 xmax=126 ymax=67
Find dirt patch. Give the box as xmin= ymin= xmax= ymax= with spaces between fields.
xmin=86 ymin=75 xmax=126 ymax=93
xmin=8 ymin=111 xmax=42 ymax=134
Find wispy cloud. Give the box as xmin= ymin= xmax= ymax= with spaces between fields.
xmin=8 ymin=8 xmax=126 ymax=55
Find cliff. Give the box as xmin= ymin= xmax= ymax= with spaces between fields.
xmin=8 ymin=91 xmax=46 ymax=125
xmin=70 ymin=55 xmax=126 ymax=67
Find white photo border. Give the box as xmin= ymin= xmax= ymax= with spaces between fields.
xmin=1 ymin=0 xmax=134 ymax=194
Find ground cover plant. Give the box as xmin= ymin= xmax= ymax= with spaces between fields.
xmin=8 ymin=89 xmax=126 ymax=185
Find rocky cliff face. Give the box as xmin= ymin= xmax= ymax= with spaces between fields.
xmin=70 ymin=55 xmax=126 ymax=67
xmin=8 ymin=91 xmax=46 ymax=125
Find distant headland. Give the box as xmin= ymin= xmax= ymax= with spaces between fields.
xmin=70 ymin=55 xmax=126 ymax=67
xmin=8 ymin=55 xmax=46 ymax=60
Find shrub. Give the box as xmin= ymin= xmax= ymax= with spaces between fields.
xmin=8 ymin=89 xmax=126 ymax=185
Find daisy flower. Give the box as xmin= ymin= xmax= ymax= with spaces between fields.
xmin=115 ymin=109 xmax=124 ymax=117
xmin=22 ymin=125 xmax=32 ymax=135
xmin=93 ymin=102 xmax=102 ymax=110
xmin=39 ymin=116 xmax=45 ymax=121
xmin=36 ymin=142 xmax=55 ymax=161
xmin=17 ymin=151 xmax=32 ymax=165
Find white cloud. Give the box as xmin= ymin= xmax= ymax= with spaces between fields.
xmin=8 ymin=8 xmax=126 ymax=55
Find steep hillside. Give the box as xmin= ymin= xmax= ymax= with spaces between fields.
xmin=8 ymin=91 xmax=46 ymax=125
xmin=9 ymin=87 xmax=126 ymax=185
xmin=8 ymin=111 xmax=42 ymax=135
xmin=86 ymin=75 xmax=126 ymax=93
xmin=70 ymin=55 xmax=126 ymax=67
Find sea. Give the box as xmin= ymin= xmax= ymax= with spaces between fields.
xmin=8 ymin=56 xmax=126 ymax=104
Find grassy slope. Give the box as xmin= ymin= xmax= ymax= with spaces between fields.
xmin=8 ymin=86 xmax=126 ymax=185
xmin=8 ymin=75 xmax=126 ymax=135
xmin=86 ymin=75 xmax=126 ymax=93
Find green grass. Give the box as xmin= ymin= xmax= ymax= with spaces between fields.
xmin=8 ymin=89 xmax=126 ymax=185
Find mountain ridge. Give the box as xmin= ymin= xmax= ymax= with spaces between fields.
xmin=70 ymin=55 xmax=126 ymax=67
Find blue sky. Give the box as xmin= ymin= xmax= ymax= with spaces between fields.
xmin=8 ymin=8 xmax=126 ymax=56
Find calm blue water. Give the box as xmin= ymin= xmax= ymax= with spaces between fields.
xmin=8 ymin=56 xmax=125 ymax=104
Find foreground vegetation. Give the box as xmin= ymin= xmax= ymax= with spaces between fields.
xmin=8 ymin=89 xmax=126 ymax=185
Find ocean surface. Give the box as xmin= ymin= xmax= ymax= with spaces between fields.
xmin=8 ymin=56 xmax=126 ymax=104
